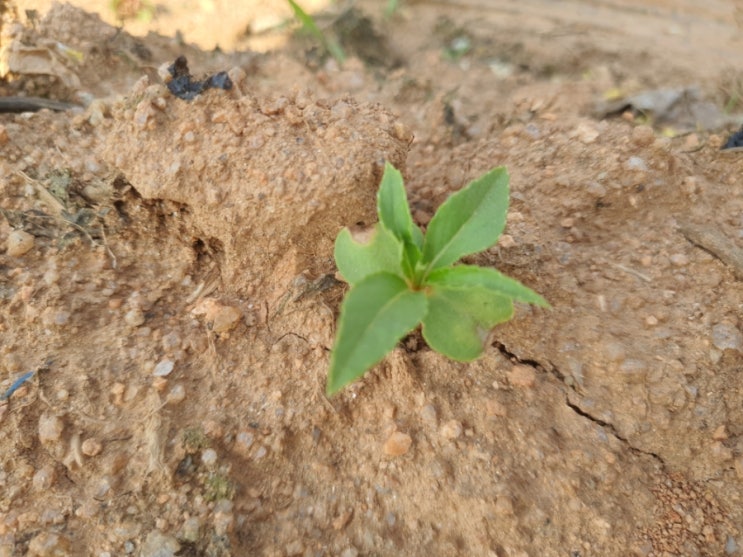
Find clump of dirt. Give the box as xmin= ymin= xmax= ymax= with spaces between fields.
xmin=99 ymin=73 xmax=411 ymax=296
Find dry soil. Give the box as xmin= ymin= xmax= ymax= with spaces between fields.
xmin=2 ymin=1 xmax=743 ymax=556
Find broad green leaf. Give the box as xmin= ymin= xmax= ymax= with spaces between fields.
xmin=334 ymin=224 xmax=404 ymax=285
xmin=377 ymin=162 xmax=415 ymax=244
xmin=421 ymin=167 xmax=510 ymax=274
xmin=422 ymin=285 xmax=513 ymax=361
xmin=327 ymin=273 xmax=427 ymax=395
xmin=426 ymin=265 xmax=549 ymax=307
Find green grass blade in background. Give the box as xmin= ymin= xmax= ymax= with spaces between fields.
xmin=287 ymin=0 xmax=346 ymax=64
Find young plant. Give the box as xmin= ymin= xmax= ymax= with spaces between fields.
xmin=327 ymin=163 xmax=548 ymax=395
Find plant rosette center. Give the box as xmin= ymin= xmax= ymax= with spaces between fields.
xmin=327 ymin=162 xmax=548 ymax=395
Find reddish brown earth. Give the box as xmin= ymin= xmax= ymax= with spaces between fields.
xmin=2 ymin=1 xmax=743 ymax=556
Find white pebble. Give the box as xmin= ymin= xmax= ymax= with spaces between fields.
xmin=669 ymin=253 xmax=689 ymax=266
xmin=625 ymin=156 xmax=648 ymax=171
xmin=440 ymin=420 xmax=463 ymax=440
xmin=153 ymin=359 xmax=174 ymax=377
xmin=201 ymin=448 xmax=218 ymax=467
xmin=32 ymin=465 xmax=56 ymax=491
xmin=38 ymin=413 xmax=64 ymax=443
xmin=712 ymin=323 xmax=743 ymax=352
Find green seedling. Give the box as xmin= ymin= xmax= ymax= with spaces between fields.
xmin=287 ymin=0 xmax=346 ymax=65
xmin=327 ymin=163 xmax=548 ymax=395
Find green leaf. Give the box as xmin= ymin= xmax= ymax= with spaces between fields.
xmin=327 ymin=273 xmax=427 ymax=395
xmin=334 ymin=224 xmax=404 ymax=285
xmin=377 ymin=162 xmax=415 ymax=243
xmin=421 ymin=167 xmax=510 ymax=274
xmin=411 ymin=223 xmax=424 ymax=250
xmin=377 ymin=162 xmax=423 ymax=281
xmin=422 ymin=286 xmax=513 ymax=361
xmin=426 ymin=265 xmax=549 ymax=307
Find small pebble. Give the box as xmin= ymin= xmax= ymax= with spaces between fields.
xmin=234 ymin=430 xmax=255 ymax=458
xmin=213 ymin=509 xmax=234 ymax=536
xmin=32 ymin=465 xmax=56 ymax=491
xmin=124 ymin=309 xmax=145 ymax=327
xmin=166 ymin=384 xmax=186 ymax=404
xmin=82 ymin=438 xmax=103 ymax=457
xmin=161 ymin=332 xmax=181 ymax=352
xmin=383 ymin=431 xmax=412 ymax=456
xmin=140 ymin=530 xmax=180 ymax=557
xmin=6 ymin=230 xmax=35 ymax=257
xmin=440 ymin=420 xmax=463 ymax=440
xmin=38 ymin=413 xmax=64 ymax=444
xmin=153 ymin=359 xmax=174 ymax=377
xmin=683 ymin=133 xmax=700 ymax=151
xmin=201 ymin=448 xmax=218 ymax=468
xmin=53 ymin=311 xmax=70 ymax=326
xmin=180 ymin=517 xmax=201 ymax=543
xmin=573 ymin=122 xmax=599 ymax=143
xmin=631 ymin=125 xmax=654 ymax=147
xmin=498 ymin=234 xmax=516 ymax=248
xmin=669 ymin=253 xmax=688 ymax=267
xmin=711 ymin=323 xmax=743 ymax=353
xmin=419 ymin=404 xmax=438 ymax=427
xmin=625 ymin=156 xmax=648 ymax=171
xmin=507 ymin=365 xmax=536 ymax=388
xmin=211 ymin=305 xmax=242 ymax=333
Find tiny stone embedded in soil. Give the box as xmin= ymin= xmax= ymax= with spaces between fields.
xmin=383 ymin=431 xmax=412 ymax=456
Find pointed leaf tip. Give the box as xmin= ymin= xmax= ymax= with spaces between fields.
xmin=422 ymin=167 xmax=510 ymax=274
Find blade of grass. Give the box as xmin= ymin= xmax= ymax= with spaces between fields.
xmin=287 ymin=0 xmax=346 ymax=64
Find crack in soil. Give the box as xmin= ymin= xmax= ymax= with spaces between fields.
xmin=493 ymin=341 xmax=666 ymax=466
